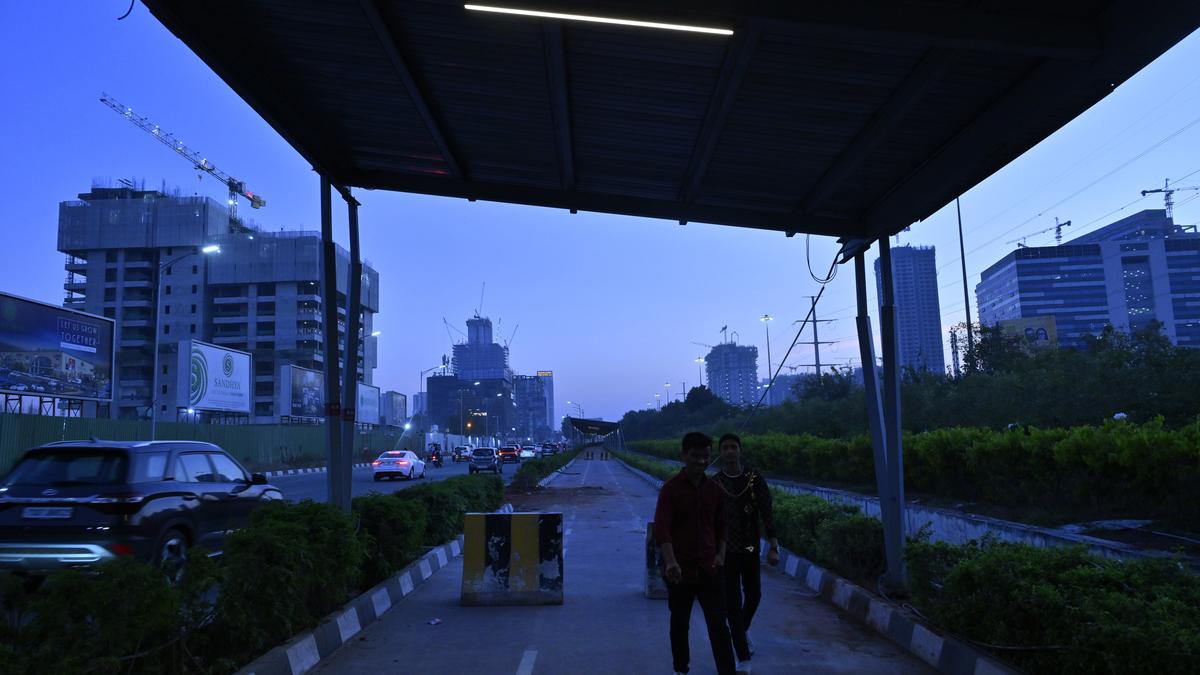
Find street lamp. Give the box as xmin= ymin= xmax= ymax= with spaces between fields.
xmin=760 ymin=314 xmax=774 ymax=380
xmin=371 ymin=330 xmax=382 ymax=337
xmin=654 ymin=393 xmax=661 ymax=409
xmin=663 ymin=382 xmax=670 ymax=403
xmin=151 ymin=244 xmax=220 ymax=440
xmin=695 ymin=356 xmax=705 ymax=386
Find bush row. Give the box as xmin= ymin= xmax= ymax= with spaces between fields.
xmin=629 ymin=418 xmax=1200 ymax=525
xmin=616 ymin=451 xmax=1200 ymax=674
xmin=509 ymin=448 xmax=582 ymax=492
xmin=0 ymin=474 xmax=503 ymax=675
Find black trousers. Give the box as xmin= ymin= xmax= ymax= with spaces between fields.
xmin=724 ymin=549 xmax=762 ymax=662
xmin=667 ymin=570 xmax=737 ymax=675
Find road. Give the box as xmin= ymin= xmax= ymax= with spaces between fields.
xmin=314 ymin=456 xmax=933 ymax=674
xmin=269 ymin=457 xmax=518 ymax=503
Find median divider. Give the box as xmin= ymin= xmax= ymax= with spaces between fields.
xmin=461 ymin=512 xmax=564 ymax=606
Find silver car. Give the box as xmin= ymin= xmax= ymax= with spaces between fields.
xmin=468 ymin=448 xmax=502 ymax=475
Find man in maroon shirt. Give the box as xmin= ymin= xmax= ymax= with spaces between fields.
xmin=654 ymin=432 xmax=737 ymax=675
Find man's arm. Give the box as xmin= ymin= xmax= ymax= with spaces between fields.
xmin=714 ymin=488 xmax=727 ymax=567
xmin=755 ymin=472 xmax=781 ymax=565
xmin=654 ymin=484 xmax=682 ymax=583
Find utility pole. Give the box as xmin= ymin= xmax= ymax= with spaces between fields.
xmin=760 ymin=314 xmax=774 ymax=380
xmin=956 ymin=198 xmax=975 ymax=358
xmin=797 ymin=297 xmax=836 ymax=377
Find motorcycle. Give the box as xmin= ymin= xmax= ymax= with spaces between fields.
xmin=429 ymin=451 xmax=444 ymax=468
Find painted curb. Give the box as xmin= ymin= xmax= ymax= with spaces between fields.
xmin=610 ymin=456 xmax=1019 ymax=675
xmin=235 ymin=535 xmax=464 ymax=675
xmin=264 ymin=462 xmax=372 ymax=478
xmin=536 ymin=456 xmax=580 ymax=488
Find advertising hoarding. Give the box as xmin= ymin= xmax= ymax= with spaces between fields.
xmin=0 ymin=292 xmax=114 ymax=401
xmin=177 ymin=340 xmax=252 ymax=413
xmin=356 ymin=382 xmax=380 ymax=425
xmin=999 ymin=316 xmax=1058 ymax=348
xmin=287 ymin=365 xmax=325 ymax=418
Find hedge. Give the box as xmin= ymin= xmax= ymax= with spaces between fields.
xmin=0 ymin=473 xmax=503 ymax=674
xmin=616 ymin=450 xmax=1200 ymax=674
xmin=509 ymin=448 xmax=582 ymax=492
xmin=629 ymin=418 xmax=1200 ymax=525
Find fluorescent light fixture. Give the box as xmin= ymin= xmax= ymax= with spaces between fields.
xmin=464 ymin=5 xmax=733 ymax=35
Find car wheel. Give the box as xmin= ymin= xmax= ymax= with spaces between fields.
xmin=155 ymin=528 xmax=189 ymax=585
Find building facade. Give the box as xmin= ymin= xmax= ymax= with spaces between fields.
xmin=380 ymin=390 xmax=408 ymax=428
xmin=705 ymin=342 xmax=759 ymax=406
xmin=976 ymin=210 xmax=1200 ymax=349
xmin=58 ymin=185 xmax=379 ymax=423
xmin=874 ymin=245 xmax=945 ymax=373
xmin=513 ymin=374 xmax=549 ymax=440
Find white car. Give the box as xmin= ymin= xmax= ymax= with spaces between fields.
xmin=520 ymin=446 xmax=537 ymax=460
xmin=371 ymin=450 xmax=425 ymax=481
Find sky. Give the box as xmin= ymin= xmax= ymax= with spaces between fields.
xmin=2 ymin=3 xmax=1200 ymax=422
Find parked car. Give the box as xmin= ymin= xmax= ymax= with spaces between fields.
xmin=452 ymin=446 xmax=473 ymax=463
xmin=372 ymin=450 xmax=425 ymax=481
xmin=468 ymin=448 xmax=502 ymax=475
xmin=0 ymin=440 xmax=281 ymax=580
xmin=520 ymin=446 xmax=537 ymax=460
xmin=497 ymin=446 xmax=520 ymax=464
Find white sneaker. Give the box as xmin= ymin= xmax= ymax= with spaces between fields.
xmin=737 ymin=660 xmax=753 ymax=675
xmin=746 ymin=634 xmax=756 ymax=655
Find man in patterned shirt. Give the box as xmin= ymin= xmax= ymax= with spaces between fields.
xmin=715 ymin=433 xmax=779 ymax=672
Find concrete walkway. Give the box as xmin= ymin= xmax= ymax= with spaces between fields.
xmin=315 ymin=457 xmax=933 ymax=674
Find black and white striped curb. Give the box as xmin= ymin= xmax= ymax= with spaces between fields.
xmin=262 ymin=463 xmax=371 ymax=478
xmin=611 ymin=456 xmax=1018 ymax=675
xmin=236 ymin=536 xmax=464 ymax=675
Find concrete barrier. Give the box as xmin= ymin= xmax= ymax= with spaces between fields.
xmin=644 ymin=522 xmax=667 ymax=599
xmin=461 ymin=512 xmax=564 ymax=606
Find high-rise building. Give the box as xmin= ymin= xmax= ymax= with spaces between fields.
xmin=874 ymin=245 xmax=945 ymax=373
xmin=513 ymin=374 xmax=549 ymax=439
xmin=536 ymin=370 xmax=554 ymax=432
xmin=705 ymin=342 xmax=759 ymax=406
xmin=453 ymin=317 xmax=510 ymax=380
xmin=976 ymin=209 xmax=1200 ymax=348
xmin=58 ymin=185 xmax=379 ymax=423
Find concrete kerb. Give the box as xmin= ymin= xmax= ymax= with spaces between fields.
xmin=536 ymin=456 xmax=581 ymax=488
xmin=263 ymin=462 xmax=372 ymax=478
xmin=236 ymin=535 xmax=464 ymax=675
xmin=609 ymin=455 xmax=1019 ymax=675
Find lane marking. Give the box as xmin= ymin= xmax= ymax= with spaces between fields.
xmin=516 ymin=649 xmax=538 ymax=675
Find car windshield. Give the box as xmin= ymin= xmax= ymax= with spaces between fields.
xmin=473 ymin=449 xmax=495 ymax=457
xmin=5 ymin=450 xmax=129 ymax=487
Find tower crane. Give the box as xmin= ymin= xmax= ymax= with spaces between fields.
xmin=1006 ymin=217 xmax=1072 ymax=248
xmin=1142 ymin=178 xmax=1200 ymax=219
xmin=99 ymin=94 xmax=265 ymax=231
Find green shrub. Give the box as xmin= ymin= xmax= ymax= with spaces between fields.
xmin=354 ymin=494 xmax=427 ymax=585
xmin=393 ymin=482 xmax=468 ymax=545
xmin=510 ymin=449 xmax=582 ymax=492
xmin=451 ymin=473 xmax=504 ymax=512
xmin=773 ymin=491 xmax=857 ymax=559
xmin=814 ymin=514 xmax=886 ymax=583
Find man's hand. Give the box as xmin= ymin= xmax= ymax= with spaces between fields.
xmin=767 ymin=547 xmax=780 ymax=567
xmin=664 ymin=561 xmax=682 ymax=584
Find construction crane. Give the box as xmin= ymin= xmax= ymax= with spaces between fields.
xmin=1006 ymin=217 xmax=1072 ymax=248
xmin=503 ymin=324 xmax=519 ymax=350
xmin=1142 ymin=179 xmax=1200 ymax=219
xmin=99 ymin=94 xmax=265 ymax=231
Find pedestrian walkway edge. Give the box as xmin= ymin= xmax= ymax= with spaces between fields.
xmin=235 ymin=535 xmax=465 ymax=675
xmin=536 ymin=456 xmax=580 ymax=488
xmin=610 ymin=456 xmax=1019 ymax=675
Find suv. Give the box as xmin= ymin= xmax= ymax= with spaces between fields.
xmin=0 ymin=440 xmax=282 ymax=580
xmin=468 ymin=448 xmax=502 ymax=474
xmin=452 ymin=446 xmax=472 ymax=463
xmin=497 ymin=446 xmax=520 ymax=464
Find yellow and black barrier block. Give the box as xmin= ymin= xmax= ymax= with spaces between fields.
xmin=461 ymin=512 xmax=564 ymax=606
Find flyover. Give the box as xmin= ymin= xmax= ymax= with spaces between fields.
xmin=141 ymin=0 xmax=1200 ymax=587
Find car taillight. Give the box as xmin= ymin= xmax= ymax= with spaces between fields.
xmin=92 ymin=492 xmax=145 ymax=515
xmin=372 ymin=460 xmax=382 ymax=466
xmin=398 ymin=460 xmax=409 ymax=465
xmin=106 ymin=543 xmax=135 ymax=557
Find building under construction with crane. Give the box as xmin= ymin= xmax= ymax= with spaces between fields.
xmin=976 ymin=208 xmax=1200 ymax=349
xmin=58 ymin=183 xmax=380 ymax=422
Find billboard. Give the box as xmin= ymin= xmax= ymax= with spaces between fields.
xmin=999 ymin=316 xmax=1058 ymax=349
xmin=0 ymin=293 xmax=114 ymax=401
xmin=177 ymin=340 xmax=252 ymax=413
xmin=357 ymin=382 xmax=380 ymax=425
xmin=287 ymin=365 xmax=325 ymax=418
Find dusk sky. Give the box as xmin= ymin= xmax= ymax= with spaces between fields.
xmin=2 ymin=3 xmax=1199 ymax=421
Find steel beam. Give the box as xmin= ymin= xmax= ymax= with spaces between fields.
xmin=320 ymin=176 xmax=348 ymax=512
xmin=542 ymin=22 xmax=575 ymax=192
xmin=359 ymin=0 xmax=463 ymax=179
xmin=339 ymin=188 xmax=363 ymax=509
xmin=876 ymin=238 xmax=906 ymax=587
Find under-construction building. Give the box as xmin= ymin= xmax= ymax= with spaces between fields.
xmin=705 ymin=342 xmax=759 ymax=407
xmin=452 ymin=317 xmax=510 ymax=380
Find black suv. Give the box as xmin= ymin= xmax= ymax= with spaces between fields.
xmin=0 ymin=440 xmax=282 ymax=579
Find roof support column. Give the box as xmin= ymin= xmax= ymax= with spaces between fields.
xmin=855 ymin=247 xmax=905 ymax=587
xmin=339 ymin=188 xmax=363 ymax=508
xmin=320 ymin=175 xmax=348 ymax=512
xmin=878 ymin=239 xmax=907 ymax=586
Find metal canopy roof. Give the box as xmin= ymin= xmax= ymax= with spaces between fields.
xmin=567 ymin=417 xmax=620 ymax=435
xmin=142 ymin=0 xmax=1200 ymax=240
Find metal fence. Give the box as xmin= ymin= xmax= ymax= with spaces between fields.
xmin=0 ymin=414 xmax=409 ymax=474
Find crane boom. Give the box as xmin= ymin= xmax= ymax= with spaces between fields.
xmin=99 ymin=94 xmax=265 ymax=229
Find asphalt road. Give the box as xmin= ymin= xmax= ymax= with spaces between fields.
xmin=269 ymin=457 xmax=519 ymax=503
xmin=314 ymin=457 xmax=934 ymax=675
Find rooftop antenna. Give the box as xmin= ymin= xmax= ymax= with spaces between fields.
xmin=720 ymin=325 xmax=729 ymax=343
xmin=475 ymin=282 xmax=486 ymax=318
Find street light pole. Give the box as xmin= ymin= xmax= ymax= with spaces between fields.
xmin=695 ymin=356 xmax=705 ymax=386
xmin=150 ymin=245 xmax=220 ymax=440
xmin=760 ymin=314 xmax=774 ymax=381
